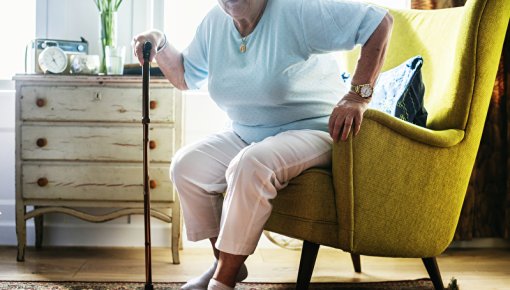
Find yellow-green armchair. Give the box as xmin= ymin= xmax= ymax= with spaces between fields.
xmin=264 ymin=0 xmax=510 ymax=289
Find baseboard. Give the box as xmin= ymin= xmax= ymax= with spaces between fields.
xmin=449 ymin=238 xmax=510 ymax=249
xmin=4 ymin=218 xmax=506 ymax=249
xmin=0 ymin=222 xmax=173 ymax=247
xmin=0 ymin=223 xmax=33 ymax=245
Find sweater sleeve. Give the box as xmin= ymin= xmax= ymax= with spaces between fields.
xmin=301 ymin=0 xmax=387 ymax=54
xmin=182 ymin=16 xmax=210 ymax=90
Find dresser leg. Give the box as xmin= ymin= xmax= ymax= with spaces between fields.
xmin=35 ymin=206 xmax=44 ymax=249
xmin=171 ymin=197 xmax=181 ymax=264
xmin=16 ymin=204 xmax=26 ymax=262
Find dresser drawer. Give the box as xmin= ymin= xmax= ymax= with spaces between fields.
xmin=22 ymin=163 xmax=174 ymax=202
xmin=20 ymin=85 xmax=175 ymax=123
xmin=21 ymin=124 xmax=174 ymax=162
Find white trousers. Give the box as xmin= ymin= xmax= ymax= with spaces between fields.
xmin=170 ymin=129 xmax=332 ymax=255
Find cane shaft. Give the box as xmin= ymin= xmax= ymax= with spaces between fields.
xmin=143 ymin=123 xmax=152 ymax=287
xmin=142 ymin=42 xmax=153 ymax=290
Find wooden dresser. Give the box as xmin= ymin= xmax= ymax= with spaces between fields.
xmin=13 ymin=74 xmax=183 ymax=264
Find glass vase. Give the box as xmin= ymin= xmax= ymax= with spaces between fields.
xmin=99 ymin=11 xmax=118 ymax=74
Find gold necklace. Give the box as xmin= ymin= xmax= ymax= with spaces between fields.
xmin=238 ymin=0 xmax=267 ymax=53
xmin=240 ymin=36 xmax=248 ymax=53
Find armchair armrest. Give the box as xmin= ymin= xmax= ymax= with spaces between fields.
xmin=363 ymin=109 xmax=465 ymax=147
xmin=332 ymin=111 xmax=476 ymax=258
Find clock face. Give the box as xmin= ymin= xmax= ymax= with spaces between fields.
xmin=360 ymin=84 xmax=373 ymax=98
xmin=38 ymin=46 xmax=68 ymax=74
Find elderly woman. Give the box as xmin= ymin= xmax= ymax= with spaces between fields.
xmin=133 ymin=0 xmax=393 ymax=289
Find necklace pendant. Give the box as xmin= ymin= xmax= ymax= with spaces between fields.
xmin=240 ymin=43 xmax=247 ymax=53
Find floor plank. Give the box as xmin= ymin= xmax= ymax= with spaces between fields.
xmin=0 ymin=246 xmax=509 ymax=289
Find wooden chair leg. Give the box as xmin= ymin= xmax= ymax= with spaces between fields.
xmin=296 ymin=240 xmax=320 ymax=290
xmin=350 ymin=253 xmax=361 ymax=273
xmin=422 ymin=257 xmax=445 ymax=290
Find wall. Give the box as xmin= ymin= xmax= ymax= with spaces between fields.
xmin=0 ymin=86 xmax=17 ymax=245
xmin=35 ymin=0 xmax=165 ymax=65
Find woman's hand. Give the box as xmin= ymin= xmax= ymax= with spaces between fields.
xmin=329 ymin=92 xmax=370 ymax=142
xmin=132 ymin=29 xmax=188 ymax=90
xmin=131 ymin=29 xmax=165 ymax=65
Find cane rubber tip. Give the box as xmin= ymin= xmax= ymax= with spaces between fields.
xmin=143 ymin=42 xmax=152 ymax=61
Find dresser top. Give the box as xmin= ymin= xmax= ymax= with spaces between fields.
xmin=13 ymin=74 xmax=172 ymax=84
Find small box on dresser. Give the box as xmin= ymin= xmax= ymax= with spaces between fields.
xmin=13 ymin=74 xmax=183 ymax=264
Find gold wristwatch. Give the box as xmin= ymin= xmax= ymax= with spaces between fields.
xmin=350 ymin=83 xmax=374 ymax=99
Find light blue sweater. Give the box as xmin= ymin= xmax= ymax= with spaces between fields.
xmin=183 ymin=0 xmax=387 ymax=144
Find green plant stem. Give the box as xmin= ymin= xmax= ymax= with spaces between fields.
xmin=94 ymin=0 xmax=123 ymax=12
xmin=94 ymin=0 xmax=123 ymax=73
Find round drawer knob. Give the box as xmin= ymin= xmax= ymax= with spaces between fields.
xmin=37 ymin=178 xmax=48 ymax=187
xmin=36 ymin=98 xmax=46 ymax=107
xmin=150 ymin=100 xmax=157 ymax=110
xmin=36 ymin=138 xmax=47 ymax=148
xmin=149 ymin=179 xmax=157 ymax=189
xmin=149 ymin=140 xmax=157 ymax=149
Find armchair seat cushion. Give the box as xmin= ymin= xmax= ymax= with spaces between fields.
xmin=265 ymin=168 xmax=340 ymax=248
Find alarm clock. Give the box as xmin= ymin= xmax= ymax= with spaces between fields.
xmin=25 ymin=38 xmax=89 ymax=74
xmin=38 ymin=46 xmax=68 ymax=74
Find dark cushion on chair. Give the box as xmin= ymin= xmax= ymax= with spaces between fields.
xmin=342 ymin=56 xmax=428 ymax=127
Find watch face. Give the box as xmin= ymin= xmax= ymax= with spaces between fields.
xmin=360 ymin=84 xmax=373 ymax=98
xmin=38 ymin=46 xmax=68 ymax=74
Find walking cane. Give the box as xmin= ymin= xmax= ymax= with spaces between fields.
xmin=142 ymin=41 xmax=154 ymax=290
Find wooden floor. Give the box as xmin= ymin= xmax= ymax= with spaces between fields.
xmin=1 ymin=246 xmax=509 ymax=289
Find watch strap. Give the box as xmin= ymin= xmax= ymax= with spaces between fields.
xmin=350 ymin=83 xmax=373 ymax=98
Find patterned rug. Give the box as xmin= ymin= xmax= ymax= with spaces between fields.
xmin=0 ymin=279 xmax=438 ymax=290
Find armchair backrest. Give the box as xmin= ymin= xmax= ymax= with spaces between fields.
xmin=341 ymin=0 xmax=509 ymax=133
xmin=389 ymin=0 xmax=508 ymax=134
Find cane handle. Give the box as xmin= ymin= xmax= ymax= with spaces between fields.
xmin=143 ymin=42 xmax=152 ymax=62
